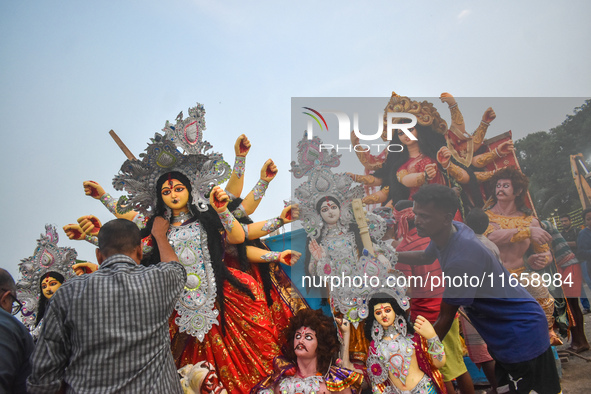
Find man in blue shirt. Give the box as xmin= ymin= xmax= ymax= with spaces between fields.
xmin=396 ymin=184 xmax=561 ymax=394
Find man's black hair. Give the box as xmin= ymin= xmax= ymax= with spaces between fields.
xmin=465 ymin=208 xmax=489 ymax=235
xmin=412 ymin=184 xmax=459 ymax=215
xmin=0 ymin=268 xmax=16 ymax=292
xmin=559 ymin=213 xmax=571 ymax=220
xmin=98 ymin=219 xmax=141 ymax=258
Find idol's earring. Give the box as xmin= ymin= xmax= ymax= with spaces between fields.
xmin=371 ymin=320 xmax=384 ymax=342
xmin=395 ymin=315 xmax=407 ymax=337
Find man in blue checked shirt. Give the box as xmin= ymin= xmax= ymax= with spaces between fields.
xmin=27 ymin=218 xmax=186 ymax=394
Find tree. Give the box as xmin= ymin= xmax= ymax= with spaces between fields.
xmin=515 ymin=99 xmax=591 ymax=218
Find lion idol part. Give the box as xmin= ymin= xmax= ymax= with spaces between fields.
xmin=178 ymin=361 xmax=227 ymax=394
xmin=16 ymin=225 xmax=78 ymax=336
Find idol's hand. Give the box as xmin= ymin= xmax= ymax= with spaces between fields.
xmin=527 ymin=252 xmax=551 ymax=270
xmin=530 ymin=226 xmax=552 ymax=245
xmin=72 ymin=262 xmax=98 ymax=276
xmin=436 ymin=147 xmax=452 ymax=168
xmin=83 ymin=181 xmax=106 ymax=199
xmin=279 ymin=250 xmax=301 ymax=266
xmin=347 ymin=172 xmax=376 ymax=185
xmin=77 ymin=215 xmax=101 ymax=236
xmin=335 ymin=317 xmax=351 ymax=336
xmin=425 ymin=163 xmax=438 ymax=180
xmin=482 ymin=107 xmax=496 ymax=123
xmin=234 ymin=134 xmax=251 ymax=157
xmin=210 ymin=186 xmax=230 ymax=213
xmin=309 ymin=239 xmax=325 ymax=261
xmin=260 ymin=159 xmax=278 ymax=182
xmin=439 ymin=92 xmax=457 ymax=106
xmin=496 ymin=140 xmax=514 ymax=156
xmin=63 ymin=223 xmax=86 ymax=240
xmin=413 ymin=315 xmax=436 ymax=339
xmin=362 ymin=193 xmax=382 ymax=205
xmin=280 ymin=204 xmax=299 ymax=224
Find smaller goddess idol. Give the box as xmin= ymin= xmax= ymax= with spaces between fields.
xmin=292 ymin=133 xmax=396 ymax=366
xmin=364 ymin=293 xmax=446 ymax=394
xmin=16 ymin=225 xmax=88 ymax=341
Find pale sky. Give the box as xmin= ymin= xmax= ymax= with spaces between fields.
xmin=1 ymin=0 xmax=590 ymax=279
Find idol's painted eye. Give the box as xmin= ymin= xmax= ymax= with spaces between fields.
xmin=295 ymin=333 xmax=302 ymax=339
xmin=305 ymin=334 xmax=313 ymax=341
xmin=174 ymin=186 xmax=185 ymax=193
xmin=162 ymin=189 xmax=171 ymax=196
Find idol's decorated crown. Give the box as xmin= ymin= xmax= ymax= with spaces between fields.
xmin=381 ymin=92 xmax=448 ymax=139
xmin=290 ymin=133 xmax=364 ymax=239
xmin=112 ymin=103 xmax=231 ymax=214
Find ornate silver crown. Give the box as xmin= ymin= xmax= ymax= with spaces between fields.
xmin=291 ymin=133 xmax=364 ymax=239
xmin=16 ymin=225 xmax=78 ymax=329
xmin=112 ymin=103 xmax=231 ymax=214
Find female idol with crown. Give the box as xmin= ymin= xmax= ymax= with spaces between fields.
xmin=347 ymin=93 xmax=514 ymax=214
xmin=71 ymin=104 xmax=298 ymax=393
xmin=292 ymin=133 xmax=396 ymax=368
xmin=364 ymin=291 xmax=447 ymax=394
xmin=16 ymin=225 xmax=82 ymax=341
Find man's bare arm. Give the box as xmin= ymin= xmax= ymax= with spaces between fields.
xmin=433 ymin=301 xmax=459 ymax=340
xmin=396 ymin=250 xmax=436 ymax=266
xmin=152 ymin=217 xmax=178 ymax=263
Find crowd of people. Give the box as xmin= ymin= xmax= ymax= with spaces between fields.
xmin=1 ymin=97 xmax=590 ymax=394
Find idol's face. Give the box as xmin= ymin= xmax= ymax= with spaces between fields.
xmin=374 ymin=302 xmax=395 ymax=328
xmin=319 ymin=200 xmax=340 ymax=225
xmin=495 ymin=178 xmax=516 ymax=201
xmin=397 ymin=127 xmax=418 ymax=146
xmin=41 ymin=276 xmax=62 ymax=299
xmin=161 ymin=178 xmax=189 ymax=211
xmin=294 ymin=326 xmax=318 ymax=360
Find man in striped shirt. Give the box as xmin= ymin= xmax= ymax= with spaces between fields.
xmin=27 ymin=218 xmax=186 ymax=393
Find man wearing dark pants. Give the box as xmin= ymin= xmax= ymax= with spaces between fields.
xmin=27 ymin=218 xmax=186 ymax=393
xmin=397 ymin=184 xmax=561 ymax=394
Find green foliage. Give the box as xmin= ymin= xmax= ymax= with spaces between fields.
xmin=515 ymin=100 xmax=591 ymax=218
